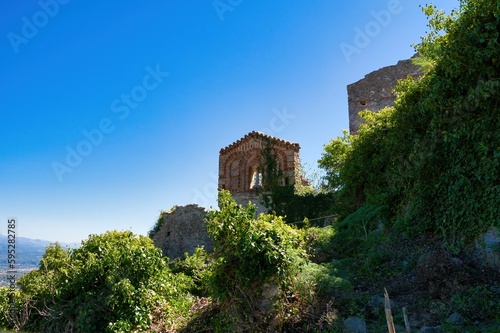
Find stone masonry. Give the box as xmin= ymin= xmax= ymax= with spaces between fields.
xmin=347 ymin=56 xmax=422 ymax=134
xmin=152 ymin=204 xmax=213 ymax=260
xmin=218 ymin=131 xmax=302 ymax=212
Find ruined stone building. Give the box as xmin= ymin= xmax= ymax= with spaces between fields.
xmin=347 ymin=57 xmax=422 ymax=134
xmin=152 ymin=204 xmax=213 ymax=260
xmin=152 ymin=58 xmax=421 ymax=260
xmin=153 ymin=131 xmax=302 ymax=259
xmin=218 ymin=131 xmax=302 ymax=212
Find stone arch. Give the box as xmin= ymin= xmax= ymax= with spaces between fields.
xmin=223 ymin=151 xmax=246 ymax=192
xmin=244 ymin=149 xmax=263 ymax=191
xmin=218 ymin=131 xmax=302 ymax=211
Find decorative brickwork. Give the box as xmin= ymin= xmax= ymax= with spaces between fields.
xmin=218 ymin=131 xmax=302 ymax=211
xmin=347 ymin=57 xmax=422 ymax=134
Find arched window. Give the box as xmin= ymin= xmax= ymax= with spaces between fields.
xmin=249 ymin=166 xmax=262 ymax=190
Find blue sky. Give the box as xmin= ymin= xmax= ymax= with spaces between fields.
xmin=0 ymin=0 xmax=459 ymax=244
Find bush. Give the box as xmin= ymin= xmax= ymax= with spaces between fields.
xmin=295 ymin=262 xmax=351 ymax=301
xmin=319 ymin=0 xmax=500 ymax=248
xmin=204 ymin=190 xmax=307 ymax=331
xmin=18 ymin=231 xmax=193 ymax=333
xmin=0 ymin=288 xmax=29 ymax=331
xmin=302 ymin=225 xmax=336 ymax=263
xmin=170 ymin=246 xmax=212 ymax=296
xmin=451 ymin=285 xmax=500 ymax=322
xmin=332 ymin=204 xmax=388 ymax=257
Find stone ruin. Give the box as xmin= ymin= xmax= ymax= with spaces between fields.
xmin=347 ymin=57 xmax=500 ymax=273
xmin=218 ymin=130 xmax=303 ymax=213
xmin=347 ymin=56 xmax=422 ymax=134
xmin=153 ymin=131 xmax=303 ymax=260
xmin=152 ymin=204 xmax=213 ymax=260
xmin=154 ymin=57 xmax=499 ymax=267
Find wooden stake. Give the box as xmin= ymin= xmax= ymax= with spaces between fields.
xmin=384 ymin=288 xmax=396 ymax=333
xmin=402 ymin=306 xmax=412 ymax=333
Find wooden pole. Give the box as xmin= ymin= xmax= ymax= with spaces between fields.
xmin=403 ymin=307 xmax=412 ymax=333
xmin=384 ymin=288 xmax=396 ymax=333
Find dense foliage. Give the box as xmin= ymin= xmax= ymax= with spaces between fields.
xmin=203 ymin=190 xmax=307 ymax=331
xmin=2 ymin=2 xmax=498 ymax=332
xmin=319 ymin=0 xmax=500 ymax=249
xmin=258 ymin=138 xmax=335 ymax=226
xmin=16 ymin=231 xmax=193 ymax=333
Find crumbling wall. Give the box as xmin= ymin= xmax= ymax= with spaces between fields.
xmin=347 ymin=57 xmax=422 ymax=134
xmin=152 ymin=204 xmax=213 ymax=260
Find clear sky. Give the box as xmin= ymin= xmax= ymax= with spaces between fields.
xmin=1 ymin=0 xmax=459 ymax=243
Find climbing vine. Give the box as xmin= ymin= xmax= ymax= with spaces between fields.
xmin=319 ymin=0 xmax=500 ymax=248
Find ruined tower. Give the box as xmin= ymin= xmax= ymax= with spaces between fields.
xmin=347 ymin=57 xmax=422 ymax=134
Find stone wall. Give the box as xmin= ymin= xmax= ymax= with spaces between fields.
xmin=232 ymin=192 xmax=267 ymax=214
xmin=347 ymin=57 xmax=422 ymax=134
xmin=152 ymin=204 xmax=213 ymax=260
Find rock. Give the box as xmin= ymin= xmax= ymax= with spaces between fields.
xmin=450 ymin=257 xmax=464 ymax=266
xmin=343 ymin=316 xmax=367 ymax=333
xmin=367 ymin=295 xmax=399 ymax=317
xmin=256 ymin=283 xmax=279 ymax=312
xmin=419 ymin=326 xmax=442 ymax=333
xmin=475 ymin=226 xmax=500 ymax=272
xmin=446 ymin=312 xmax=465 ymax=325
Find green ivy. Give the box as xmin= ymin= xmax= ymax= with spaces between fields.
xmin=259 ymin=138 xmax=335 ymax=225
xmin=319 ymin=0 xmax=500 ymax=248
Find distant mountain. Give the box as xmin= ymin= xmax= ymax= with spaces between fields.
xmin=0 ymin=234 xmax=78 ymax=270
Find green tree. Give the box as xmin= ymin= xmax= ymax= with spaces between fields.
xmin=318 ymin=129 xmax=352 ymax=193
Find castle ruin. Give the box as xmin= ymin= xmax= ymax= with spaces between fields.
xmin=152 ymin=204 xmax=213 ymax=260
xmin=153 ymin=57 xmax=425 ymax=261
xmin=347 ymin=57 xmax=422 ymax=134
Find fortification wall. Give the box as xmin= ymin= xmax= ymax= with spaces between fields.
xmin=347 ymin=57 xmax=422 ymax=134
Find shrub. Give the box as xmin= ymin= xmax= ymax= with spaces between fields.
xmin=18 ymin=231 xmax=193 ymax=333
xmin=204 ymin=190 xmax=307 ymax=331
xmin=295 ymin=262 xmax=351 ymax=301
xmin=319 ymin=0 xmax=500 ymax=248
xmin=302 ymin=225 xmax=336 ymax=263
xmin=451 ymin=285 xmax=500 ymax=322
xmin=169 ymin=246 xmax=212 ymax=296
xmin=332 ymin=204 xmax=388 ymax=257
